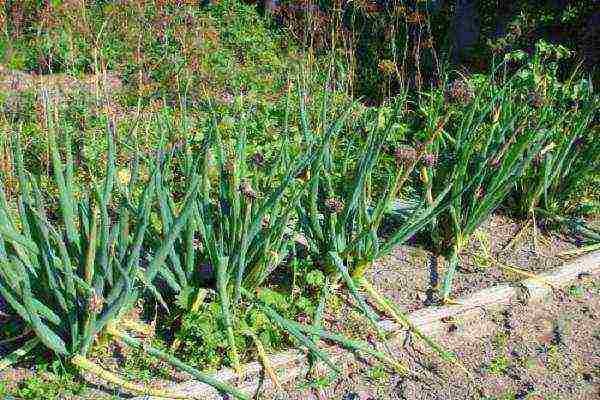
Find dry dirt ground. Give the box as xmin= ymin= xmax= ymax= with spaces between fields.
xmin=275 ymin=276 xmax=599 ymax=400
xmin=267 ymin=215 xmax=599 ymax=400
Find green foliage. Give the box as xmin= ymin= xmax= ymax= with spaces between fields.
xmin=506 ymin=41 xmax=600 ymax=217
xmin=486 ymin=354 xmax=510 ymax=376
xmin=419 ymin=69 xmax=563 ymax=299
xmin=0 ymin=3 xmax=598 ymax=397
xmin=1 ymin=0 xmax=297 ymax=105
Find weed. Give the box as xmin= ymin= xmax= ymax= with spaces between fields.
xmin=567 ymin=284 xmax=585 ymax=299
xmin=492 ymin=331 xmax=510 ymax=350
xmin=486 ymin=355 xmax=511 ymax=375
xmin=367 ymin=365 xmax=389 ymax=382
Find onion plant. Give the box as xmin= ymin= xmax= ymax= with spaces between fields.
xmin=0 ymin=100 xmax=247 ymax=400
xmin=294 ymin=91 xmax=462 ymax=367
xmin=514 ymin=89 xmax=599 ymax=219
xmin=151 ymin=97 xmax=405 ymax=379
xmin=420 ymin=76 xmax=549 ymax=301
xmin=148 ymin=103 xmax=309 ymax=375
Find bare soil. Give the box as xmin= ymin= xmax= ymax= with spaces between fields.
xmin=276 ymin=275 xmax=600 ymax=400
xmin=367 ymin=214 xmax=577 ymax=313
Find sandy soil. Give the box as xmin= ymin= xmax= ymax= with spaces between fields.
xmin=367 ymin=214 xmax=577 ymax=313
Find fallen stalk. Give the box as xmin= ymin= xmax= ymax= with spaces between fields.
xmin=358 ymin=278 xmax=470 ymax=376
xmin=72 ymin=355 xmax=191 ymax=399
xmin=106 ymin=324 xmax=250 ymax=400
xmin=243 ymin=330 xmax=283 ymax=392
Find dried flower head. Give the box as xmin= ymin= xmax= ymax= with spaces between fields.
xmin=88 ymin=292 xmax=104 ymax=314
xmin=492 ymin=105 xmax=501 ymax=123
xmin=528 ymin=92 xmax=544 ymax=109
xmin=296 ymin=168 xmax=310 ymax=181
xmin=475 ymin=187 xmax=485 ymax=199
xmin=447 ymin=79 xmax=474 ymax=104
xmin=378 ymin=59 xmax=396 ymax=75
xmin=422 ymin=153 xmax=438 ymax=168
xmin=395 ymin=146 xmax=417 ymax=165
xmin=567 ymin=100 xmax=579 ymax=111
xmin=324 ymin=198 xmax=344 ymax=213
xmin=117 ymin=168 xmax=131 ymax=186
xmin=240 ymin=180 xmax=258 ymax=199
xmin=261 ymin=215 xmax=271 ymax=228
xmin=251 ymin=152 xmax=265 ymax=167
xmin=573 ymin=136 xmax=586 ymax=149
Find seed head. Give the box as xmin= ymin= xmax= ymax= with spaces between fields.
xmin=240 ymin=180 xmax=258 ymax=199
xmin=529 ymin=92 xmax=544 ymax=109
xmin=447 ymin=79 xmax=474 ymax=103
xmin=324 ymin=198 xmax=344 ymax=213
xmin=422 ymin=153 xmax=438 ymax=168
xmin=395 ymin=146 xmax=417 ymax=165
xmin=88 ymin=292 xmax=104 ymax=314
xmin=251 ymin=152 xmax=265 ymax=167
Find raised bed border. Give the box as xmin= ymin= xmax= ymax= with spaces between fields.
xmin=133 ymin=250 xmax=600 ymax=400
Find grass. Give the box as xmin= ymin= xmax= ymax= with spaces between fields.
xmin=0 ymin=1 xmax=599 ymax=399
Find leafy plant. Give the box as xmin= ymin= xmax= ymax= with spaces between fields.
xmin=293 ymin=88 xmax=461 ymax=370
xmin=150 ymin=93 xmax=406 ymax=381
xmin=505 ymin=41 xmax=600 ymax=220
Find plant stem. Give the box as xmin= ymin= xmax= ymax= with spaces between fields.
xmin=72 ymin=355 xmax=191 ymax=399
xmin=360 ymin=278 xmax=470 ymax=376
xmin=105 ymin=326 xmax=250 ymax=400
xmin=243 ymin=330 xmax=282 ymax=391
xmin=216 ymin=256 xmax=242 ymax=377
xmin=440 ymin=242 xmax=462 ymax=301
xmin=0 ymin=337 xmax=40 ymax=371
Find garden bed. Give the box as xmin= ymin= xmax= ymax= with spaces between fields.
xmin=125 ymin=240 xmax=600 ymax=400
xmin=3 ymin=216 xmax=596 ymax=399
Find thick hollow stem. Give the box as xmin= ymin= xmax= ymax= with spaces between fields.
xmin=440 ymin=242 xmax=462 ymax=301
xmin=216 ymin=257 xmax=242 ymax=377
xmin=71 ymin=355 xmax=190 ymax=399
